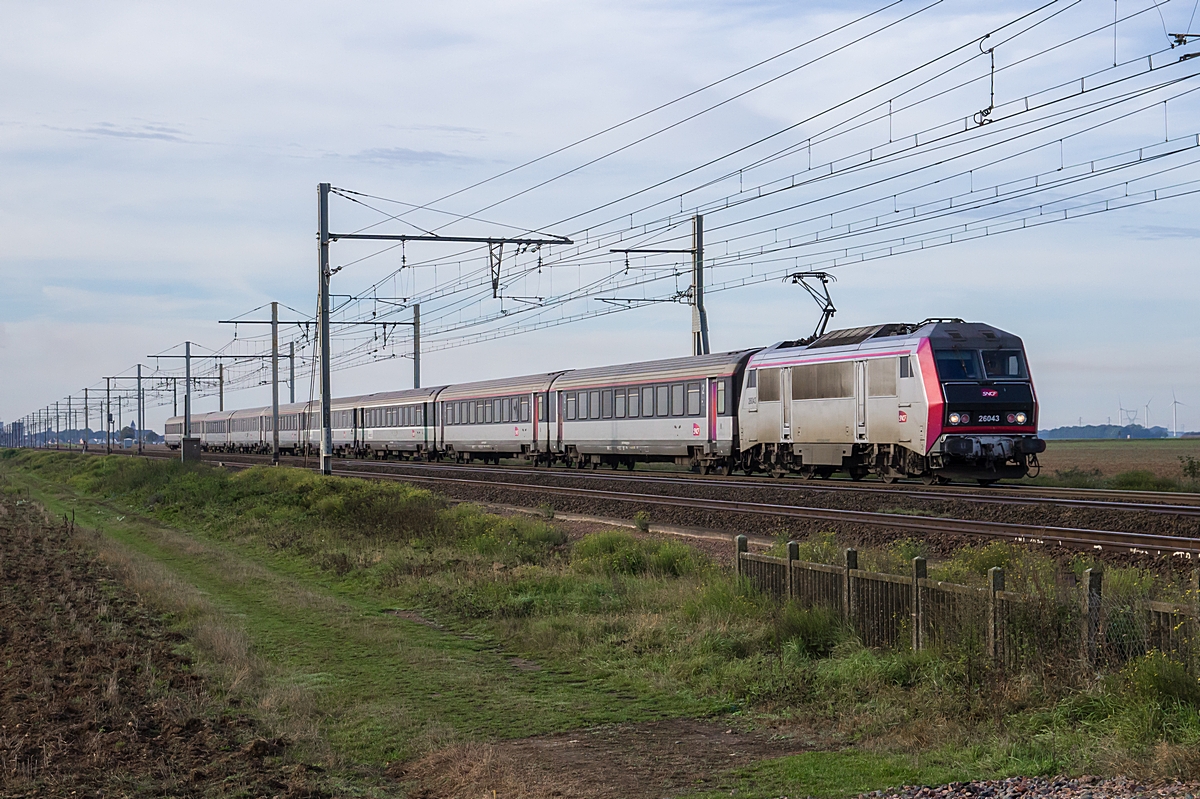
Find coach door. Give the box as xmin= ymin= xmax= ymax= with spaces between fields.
xmin=855 ymin=360 xmax=868 ymax=441
xmin=780 ymin=368 xmax=792 ymax=442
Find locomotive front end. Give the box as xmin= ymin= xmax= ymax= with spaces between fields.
xmin=920 ymin=324 xmax=1045 ymax=484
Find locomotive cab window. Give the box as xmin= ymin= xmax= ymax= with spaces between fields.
xmin=934 ymin=350 xmax=980 ymax=380
xmin=899 ymin=356 xmax=913 ymax=379
xmin=981 ymin=350 xmax=1027 ymax=379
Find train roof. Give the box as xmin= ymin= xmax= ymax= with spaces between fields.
xmin=350 ymin=386 xmax=447 ymax=407
xmin=438 ymin=372 xmax=567 ymax=401
xmin=552 ymin=350 xmax=757 ymax=390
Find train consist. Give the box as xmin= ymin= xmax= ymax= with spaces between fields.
xmin=165 ymin=319 xmax=1045 ymax=484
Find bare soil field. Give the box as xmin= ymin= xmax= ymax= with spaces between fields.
xmin=0 ymin=494 xmax=325 ymax=797
xmin=1037 ymin=439 xmax=1200 ymax=480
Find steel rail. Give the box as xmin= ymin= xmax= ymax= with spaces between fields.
xmin=328 ymin=464 xmax=1200 ymax=556
xmin=113 ymin=447 xmax=1200 ymax=516
xmin=328 ymin=458 xmax=1200 ymax=518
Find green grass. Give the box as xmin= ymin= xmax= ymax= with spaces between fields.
xmin=5 ymin=450 xmax=1200 ymax=795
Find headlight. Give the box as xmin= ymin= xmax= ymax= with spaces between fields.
xmin=1007 ymin=413 xmax=1016 ymax=424
xmin=949 ymin=413 xmax=961 ymax=425
xmin=1015 ymin=412 xmax=1027 ymax=425
xmin=960 ymin=413 xmax=970 ymax=424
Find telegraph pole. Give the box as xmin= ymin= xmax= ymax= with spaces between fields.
xmin=692 ymin=215 xmax=709 ymax=356
xmin=272 ymin=301 xmax=280 ymax=465
xmin=289 ymin=341 xmax=295 ymax=403
xmin=184 ymin=341 xmax=192 ymax=440
xmin=106 ymin=378 xmax=112 ymax=454
xmin=84 ymin=388 xmax=88 ymax=445
xmin=219 ymin=364 xmax=224 ymax=412
xmin=413 ymin=303 xmax=421 ymax=389
xmin=55 ymin=401 xmax=60 ymax=449
xmin=137 ymin=364 xmax=144 ymax=454
xmin=318 ymin=183 xmax=333 ymax=476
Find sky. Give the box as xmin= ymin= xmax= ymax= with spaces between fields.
xmin=2 ymin=0 xmax=1199 ymax=434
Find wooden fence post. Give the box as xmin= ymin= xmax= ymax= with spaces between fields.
xmin=787 ymin=540 xmax=799 ymax=600
xmin=1083 ymin=568 xmax=1102 ymax=666
xmin=988 ymin=566 xmax=1004 ymax=663
xmin=735 ymin=535 xmax=748 ymax=580
xmin=912 ymin=557 xmax=927 ymax=652
xmin=843 ymin=548 xmax=858 ymax=626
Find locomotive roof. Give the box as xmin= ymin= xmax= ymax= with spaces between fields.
xmin=552 ymin=349 xmax=758 ymax=390
xmin=752 ymin=319 xmax=1023 ymax=365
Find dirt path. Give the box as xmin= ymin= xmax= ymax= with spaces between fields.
xmin=403 ymin=718 xmax=809 ymax=799
xmin=0 ymin=494 xmax=325 ymax=798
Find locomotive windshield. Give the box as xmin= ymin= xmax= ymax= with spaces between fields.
xmin=934 ymin=349 xmax=980 ymax=380
xmin=981 ymin=349 xmax=1027 ymax=379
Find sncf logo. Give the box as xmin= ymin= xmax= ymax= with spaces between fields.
xmin=981 ymin=389 xmax=999 ymax=398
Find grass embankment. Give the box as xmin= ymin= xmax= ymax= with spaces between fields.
xmin=3 ymin=450 xmax=1200 ymax=798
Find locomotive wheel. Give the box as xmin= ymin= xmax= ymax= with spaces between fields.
xmin=881 ymin=474 xmax=898 ymax=485
xmin=698 ymin=462 xmax=710 ymax=476
xmin=921 ymin=473 xmax=937 ymax=486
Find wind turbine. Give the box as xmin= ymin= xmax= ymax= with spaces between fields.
xmin=1145 ymin=397 xmax=1153 ymax=431
xmin=1171 ymin=390 xmax=1186 ymax=438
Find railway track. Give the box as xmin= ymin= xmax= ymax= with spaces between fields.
xmin=160 ymin=448 xmax=1200 ymax=519
xmin=120 ymin=448 xmax=1200 ymax=557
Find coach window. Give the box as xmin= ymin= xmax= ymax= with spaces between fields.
xmin=537 ymin=395 xmax=545 ymax=422
xmin=588 ymin=390 xmax=600 ymax=419
xmin=501 ymin=399 xmax=510 ymax=423
xmin=601 ymin=389 xmax=613 ymax=419
xmin=717 ymin=379 xmax=727 ymax=414
xmin=627 ymin=388 xmax=640 ymax=417
xmin=566 ymin=393 xmax=577 ymax=420
xmin=655 ymin=385 xmax=669 ymax=417
xmin=687 ymin=383 xmax=701 ymax=416
xmin=615 ymin=389 xmax=626 ymax=418
xmin=520 ymin=397 xmax=530 ymax=423
xmin=579 ymin=391 xmax=590 ymax=420
xmin=671 ymin=384 xmax=685 ymax=416
xmin=642 ymin=387 xmax=654 ymax=417
xmin=492 ymin=399 xmax=500 ymax=422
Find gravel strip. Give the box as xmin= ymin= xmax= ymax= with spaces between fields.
xmin=861 ymin=775 xmax=1200 ymax=798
